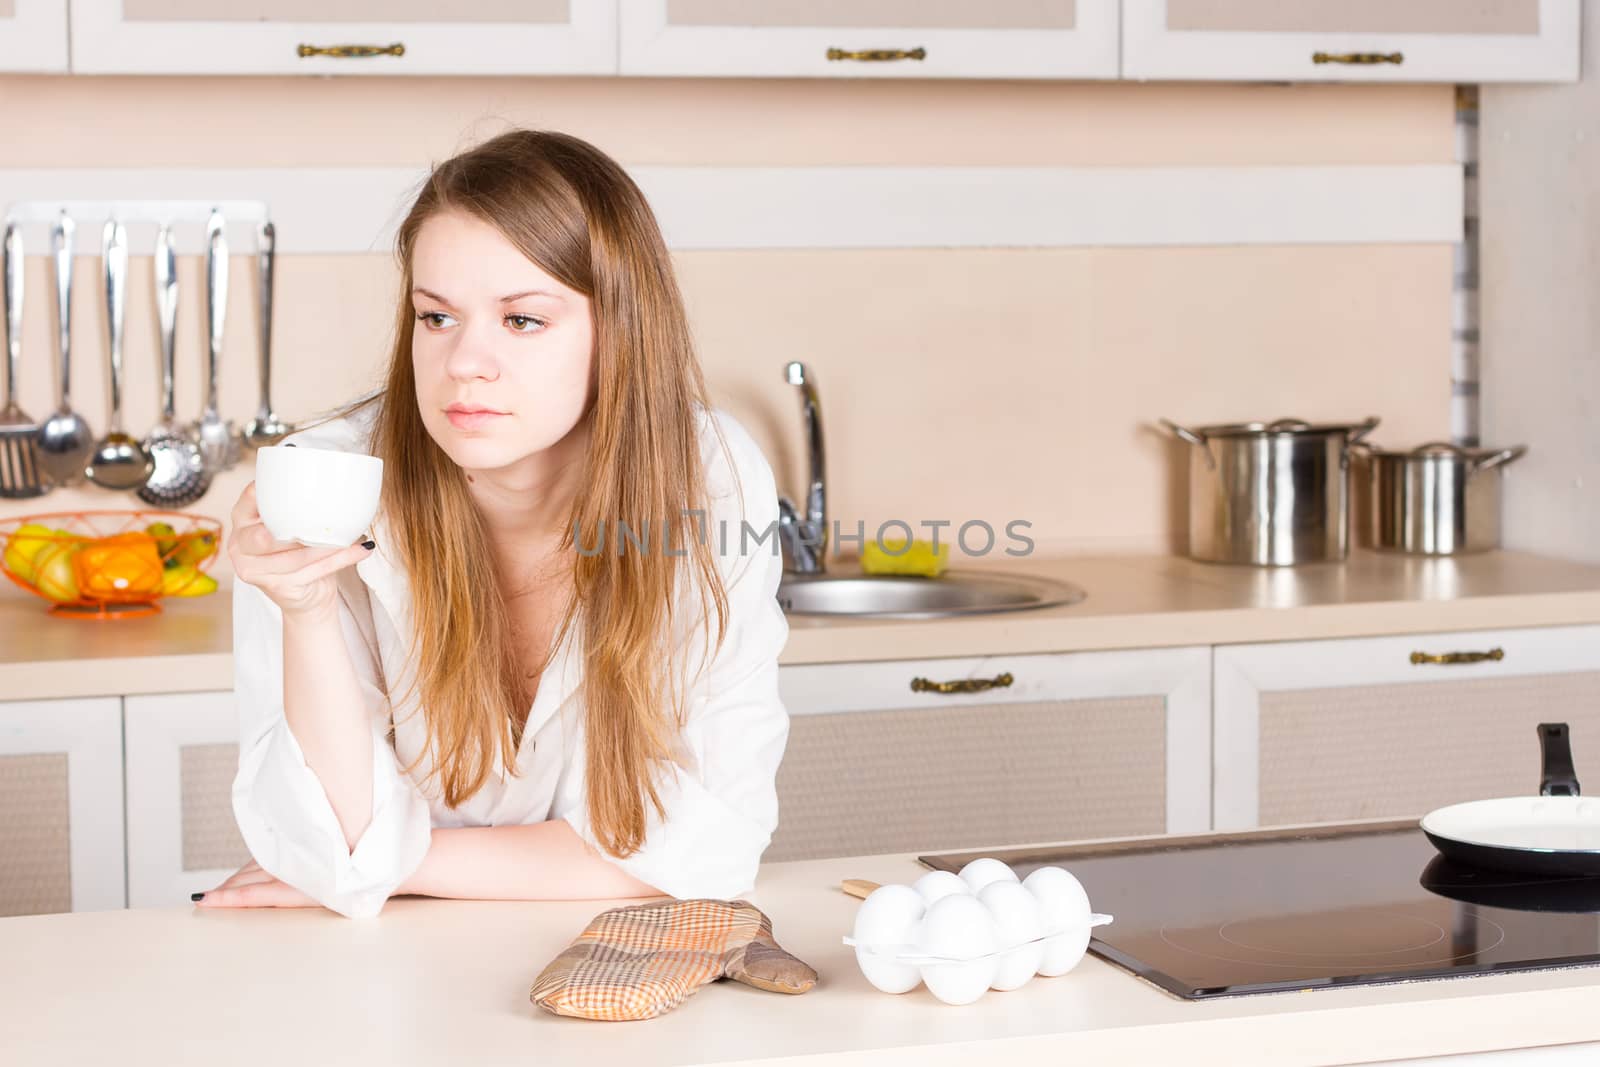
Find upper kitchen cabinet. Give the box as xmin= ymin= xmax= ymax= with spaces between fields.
xmin=1122 ymin=0 xmax=1579 ymax=83
xmin=618 ymin=0 xmax=1120 ymax=79
xmin=0 ymin=0 xmax=69 ymax=71
xmin=66 ymin=0 xmax=619 ymax=75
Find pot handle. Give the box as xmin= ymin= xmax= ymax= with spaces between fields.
xmin=1538 ymin=722 xmax=1581 ymax=797
xmin=1159 ymin=418 xmax=1206 ymax=448
xmin=1347 ymin=416 xmax=1381 ymax=445
xmin=1472 ymin=444 xmax=1528 ymax=474
xmin=1158 ymin=418 xmax=1217 ymax=472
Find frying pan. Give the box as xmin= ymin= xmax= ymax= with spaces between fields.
xmin=1421 ymin=723 xmax=1600 ymax=877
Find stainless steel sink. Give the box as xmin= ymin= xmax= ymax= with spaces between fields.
xmin=777 ymin=569 xmax=1087 ymax=619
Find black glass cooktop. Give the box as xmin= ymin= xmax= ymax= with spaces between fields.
xmin=920 ymin=820 xmax=1600 ymax=1000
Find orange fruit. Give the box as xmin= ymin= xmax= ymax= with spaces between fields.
xmin=76 ymin=533 xmax=164 ymax=600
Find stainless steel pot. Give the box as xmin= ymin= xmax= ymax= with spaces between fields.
xmin=1358 ymin=440 xmax=1526 ymax=555
xmin=1160 ymin=416 xmax=1380 ymax=566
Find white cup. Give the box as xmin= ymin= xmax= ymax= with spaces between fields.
xmin=254 ymin=444 xmax=383 ymax=548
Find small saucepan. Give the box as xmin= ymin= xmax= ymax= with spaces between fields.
xmin=1421 ymin=723 xmax=1600 ymax=877
xmin=1357 ymin=440 xmax=1527 ymax=555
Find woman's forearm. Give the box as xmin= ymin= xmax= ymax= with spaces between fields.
xmin=281 ymin=605 xmax=375 ymax=852
xmin=394 ymin=819 xmax=663 ymax=901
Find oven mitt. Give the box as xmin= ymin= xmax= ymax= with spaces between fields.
xmin=529 ymin=898 xmax=817 ymax=1021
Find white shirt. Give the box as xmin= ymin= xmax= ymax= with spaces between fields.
xmin=230 ymin=403 xmax=792 ymax=919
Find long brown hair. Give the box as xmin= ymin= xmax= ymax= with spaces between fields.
xmin=343 ymin=129 xmax=734 ymax=859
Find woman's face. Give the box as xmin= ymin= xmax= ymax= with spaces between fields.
xmin=409 ymin=209 xmax=596 ymax=475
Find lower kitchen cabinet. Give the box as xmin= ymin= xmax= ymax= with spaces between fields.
xmin=1213 ymin=624 xmax=1600 ymax=831
xmin=0 ymin=697 xmax=125 ymax=916
xmin=769 ymin=646 xmax=1211 ymax=862
xmin=124 ymin=691 xmax=250 ymax=909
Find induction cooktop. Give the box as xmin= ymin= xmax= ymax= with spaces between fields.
xmin=919 ymin=820 xmax=1600 ymax=1000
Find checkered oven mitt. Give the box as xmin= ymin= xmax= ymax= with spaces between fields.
xmin=530 ymin=899 xmax=818 ymax=1021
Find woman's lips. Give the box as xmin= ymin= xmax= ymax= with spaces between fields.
xmin=446 ymin=408 xmax=507 ymax=430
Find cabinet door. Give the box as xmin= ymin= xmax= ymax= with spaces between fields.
xmin=68 ymin=0 xmax=618 ymax=75
xmin=619 ymin=0 xmax=1118 ymax=79
xmin=0 ymin=0 xmax=68 ymax=71
xmin=768 ymin=646 xmax=1209 ymax=862
xmin=1123 ymin=0 xmax=1578 ymax=83
xmin=0 ymin=697 xmax=124 ymax=916
xmin=124 ymin=690 xmax=251 ymax=908
xmin=1214 ymin=625 xmax=1600 ymax=831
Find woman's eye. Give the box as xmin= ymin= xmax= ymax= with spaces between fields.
xmin=415 ymin=311 xmax=454 ymax=329
xmin=506 ymin=314 xmax=547 ymax=333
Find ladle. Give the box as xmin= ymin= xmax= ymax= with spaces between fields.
xmin=242 ymin=220 xmax=290 ymax=450
xmin=36 ymin=213 xmax=96 ymax=488
xmin=85 ymin=219 xmax=154 ymax=491
xmin=193 ymin=208 xmax=238 ymax=473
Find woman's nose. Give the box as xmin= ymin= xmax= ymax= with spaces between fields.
xmin=443 ymin=331 xmax=500 ymax=382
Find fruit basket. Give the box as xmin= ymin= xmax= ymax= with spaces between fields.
xmin=0 ymin=510 xmax=223 ymax=619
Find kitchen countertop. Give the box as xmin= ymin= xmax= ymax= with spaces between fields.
xmin=6 ymin=548 xmax=1600 ymax=701
xmin=3 ymin=830 xmax=1598 ymax=1066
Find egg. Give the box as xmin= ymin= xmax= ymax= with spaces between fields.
xmin=1037 ymin=925 xmax=1092 ymax=977
xmin=1023 ymin=866 xmax=1095 ymax=977
xmin=957 ymin=856 xmax=1020 ymax=894
xmin=916 ymin=893 xmax=1000 ymax=1005
xmin=911 ymin=869 xmax=970 ymax=906
xmin=977 ymin=880 xmax=1046 ymax=990
xmin=1023 ymin=866 xmax=1092 ymax=936
xmin=851 ymin=884 xmax=927 ymax=994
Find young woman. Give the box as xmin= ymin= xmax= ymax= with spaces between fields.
xmin=195 ymin=129 xmax=791 ymax=919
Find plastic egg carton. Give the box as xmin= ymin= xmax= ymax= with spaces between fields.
xmin=842 ymin=857 xmax=1113 ymax=1005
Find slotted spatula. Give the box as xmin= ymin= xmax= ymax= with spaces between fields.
xmin=1 ymin=222 xmax=47 ymax=498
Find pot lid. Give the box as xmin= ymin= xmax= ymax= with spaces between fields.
xmin=1359 ymin=440 xmax=1529 ymax=471
xmin=1185 ymin=416 xmax=1381 ymax=439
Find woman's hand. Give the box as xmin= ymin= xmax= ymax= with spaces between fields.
xmin=227 ymin=481 xmax=374 ymax=620
xmin=193 ymin=859 xmax=321 ymax=909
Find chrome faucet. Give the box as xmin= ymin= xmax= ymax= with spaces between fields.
xmin=776 ymin=361 xmax=828 ymax=574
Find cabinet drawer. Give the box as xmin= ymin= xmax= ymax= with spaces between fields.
xmin=771 ymin=647 xmax=1210 ymax=861
xmin=1214 ymin=625 xmax=1600 ymax=830
xmin=0 ymin=697 xmax=125 ymax=916
xmin=620 ymin=0 xmax=1120 ymax=79
xmin=125 ymin=692 xmax=250 ymax=908
xmin=1122 ymin=0 xmax=1579 ymax=83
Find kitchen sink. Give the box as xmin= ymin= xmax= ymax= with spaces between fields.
xmin=776 ymin=569 xmax=1086 ymax=619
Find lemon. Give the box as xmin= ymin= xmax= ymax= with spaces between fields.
xmin=161 ymin=564 xmax=218 ymax=598
xmin=32 ymin=542 xmax=82 ymax=603
xmin=3 ymin=524 xmax=58 ymax=585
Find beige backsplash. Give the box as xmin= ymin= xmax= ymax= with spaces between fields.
xmin=0 ymin=75 xmax=1453 ymax=588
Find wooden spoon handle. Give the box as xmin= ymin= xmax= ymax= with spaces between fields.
xmin=841 ymin=878 xmax=882 ymax=900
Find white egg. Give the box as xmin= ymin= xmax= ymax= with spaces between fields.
xmin=851 ymin=883 xmax=926 ymax=994
xmin=920 ymin=958 xmax=998 ymax=1005
xmin=1037 ymin=925 xmax=1092 ymax=977
xmin=915 ymin=893 xmax=1000 ymax=1003
xmin=977 ymin=880 xmax=1046 ymax=991
xmin=852 ymin=883 xmax=926 ymax=945
xmin=957 ymin=856 xmax=1019 ymax=894
xmin=911 ymin=869 xmax=971 ymax=906
xmin=856 ymin=946 xmax=924 ymax=995
xmin=916 ymin=892 xmax=998 ymax=960
xmin=1023 ymin=866 xmax=1092 ymax=937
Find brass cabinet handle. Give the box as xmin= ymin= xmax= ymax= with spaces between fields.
xmin=1410 ymin=648 xmax=1505 ymax=666
xmin=910 ymin=671 xmax=1013 ymax=694
xmin=827 ymin=47 xmax=926 ymax=62
xmin=1313 ymin=51 xmax=1402 ymax=66
xmin=297 ymin=43 xmax=406 ymax=59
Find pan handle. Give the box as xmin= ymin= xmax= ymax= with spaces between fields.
xmin=1158 ymin=418 xmax=1217 ymax=472
xmin=1538 ymin=722 xmax=1581 ymax=797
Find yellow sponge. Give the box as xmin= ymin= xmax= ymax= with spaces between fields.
xmin=861 ymin=537 xmax=949 ymax=577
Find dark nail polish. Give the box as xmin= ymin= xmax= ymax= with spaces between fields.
xmin=191 ymin=892 xmax=205 ymax=902
xmin=361 ymin=539 xmax=376 ymax=551
xmin=284 ymin=442 xmax=296 ymax=447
